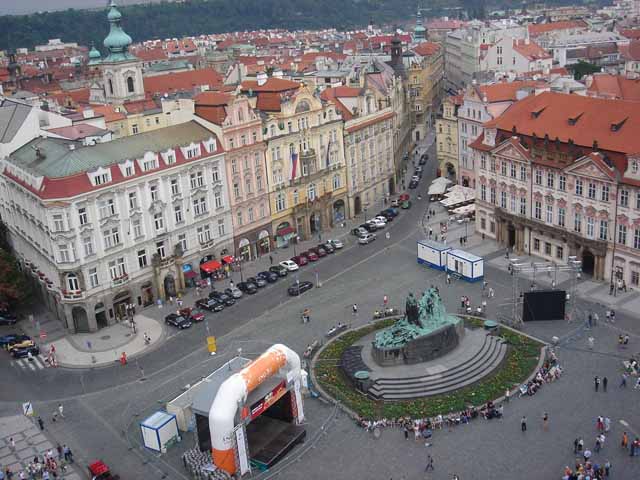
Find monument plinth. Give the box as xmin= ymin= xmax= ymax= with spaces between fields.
xmin=372 ymin=288 xmax=464 ymax=366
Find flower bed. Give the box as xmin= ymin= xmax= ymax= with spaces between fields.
xmin=313 ymin=317 xmax=543 ymax=419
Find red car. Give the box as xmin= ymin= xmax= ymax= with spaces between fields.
xmin=310 ymin=246 xmax=327 ymax=258
xmin=179 ymin=307 xmax=206 ymax=322
xmin=291 ymin=255 xmax=308 ymax=266
xmin=304 ymin=250 xmax=319 ymax=261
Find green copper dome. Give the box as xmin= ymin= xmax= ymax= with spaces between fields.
xmin=89 ymin=45 xmax=101 ymax=59
xmin=102 ymin=1 xmax=137 ymax=62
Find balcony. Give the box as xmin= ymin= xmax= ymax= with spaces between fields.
xmin=60 ymin=290 xmax=86 ymax=302
xmin=111 ymin=273 xmax=130 ymax=288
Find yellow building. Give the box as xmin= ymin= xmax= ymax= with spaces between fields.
xmin=407 ymin=42 xmax=444 ymax=142
xmin=242 ymin=77 xmax=347 ymax=246
xmin=435 ymin=94 xmax=462 ymax=180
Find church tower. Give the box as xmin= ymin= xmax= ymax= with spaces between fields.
xmin=100 ymin=1 xmax=144 ymax=104
xmin=414 ymin=8 xmax=426 ymax=42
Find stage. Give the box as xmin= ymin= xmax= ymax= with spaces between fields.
xmin=247 ymin=415 xmax=306 ymax=470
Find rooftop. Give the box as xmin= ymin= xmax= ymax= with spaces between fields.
xmin=0 ymin=97 xmax=32 ymax=143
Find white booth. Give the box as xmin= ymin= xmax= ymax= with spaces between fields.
xmin=417 ymin=240 xmax=451 ymax=270
xmin=446 ymin=249 xmax=484 ymax=282
xmin=140 ymin=411 xmax=180 ymax=453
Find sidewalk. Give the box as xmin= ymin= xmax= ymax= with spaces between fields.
xmin=0 ymin=414 xmax=82 ymax=480
xmin=42 ymin=313 xmax=165 ymax=368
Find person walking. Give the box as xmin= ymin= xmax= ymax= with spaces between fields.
xmin=620 ymin=372 xmax=628 ymax=388
xmin=57 ymin=404 xmax=64 ymax=419
xmin=37 ymin=417 xmax=44 ymax=431
xmin=604 ymin=417 xmax=611 ymax=432
xmin=542 ymin=412 xmax=549 ymax=431
xmin=504 ymin=388 xmax=510 ymax=403
xmin=595 ymin=375 xmax=600 ymax=392
xmin=521 ymin=416 xmax=527 ymax=432
xmin=578 ymin=438 xmax=584 ymax=452
xmin=634 ymin=376 xmax=640 ymax=390
xmin=56 ymin=444 xmax=63 ymax=462
xmin=424 ymin=455 xmax=434 ymax=472
xmin=9 ymin=438 xmax=15 ymax=450
xmin=574 ymin=438 xmax=580 ymax=454
xmin=403 ymin=425 xmax=409 ymax=440
xmin=603 ymin=376 xmax=608 ymax=392
xmin=269 ymin=255 xmax=273 ymax=265
xmin=604 ymin=460 xmax=611 ymax=478
xmin=352 ymin=304 xmax=358 ymax=314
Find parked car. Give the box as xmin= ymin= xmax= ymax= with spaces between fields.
xmin=408 ymin=180 xmax=419 ymax=189
xmin=11 ymin=344 xmax=40 ymax=359
xmin=415 ymin=165 xmax=423 ymax=173
xmin=237 ymin=281 xmax=258 ymax=294
xmin=391 ymin=198 xmax=400 ymax=208
xmin=401 ymin=200 xmax=412 ymax=209
xmin=309 ymin=246 xmax=327 ymax=258
xmin=269 ymin=265 xmax=289 ymax=277
xmin=5 ymin=336 xmax=35 ymax=352
xmin=209 ymin=291 xmax=236 ymax=306
xmin=358 ymin=232 xmax=377 ymax=245
xmin=382 ymin=207 xmax=399 ymax=218
xmin=247 ymin=276 xmax=267 ymax=288
xmin=287 ymin=281 xmax=314 ymax=296
xmin=224 ymin=287 xmax=243 ymax=299
xmin=328 ymin=239 xmax=344 ymax=249
xmin=374 ymin=215 xmax=388 ymax=225
xmin=196 ymin=298 xmax=224 ymax=312
xmin=320 ymin=242 xmax=334 ymax=253
xmin=291 ymin=255 xmax=309 ymax=267
xmin=165 ymin=313 xmax=192 ymax=329
xmin=0 ymin=312 xmax=18 ymax=326
xmin=179 ymin=307 xmax=206 ymax=322
xmin=361 ymin=222 xmax=378 ymax=232
xmin=257 ymin=271 xmax=279 ymax=283
xmin=0 ymin=334 xmax=29 ymax=349
xmin=279 ymin=260 xmax=299 ymax=272
xmin=419 ymin=156 xmax=427 ymax=165
xmin=411 ymin=175 xmax=420 ymax=183
xmin=352 ymin=226 xmax=368 ymax=237
xmin=367 ymin=218 xmax=385 ymax=229
xmin=303 ymin=251 xmax=319 ymax=262
xmin=377 ymin=210 xmax=394 ymax=221
xmin=398 ymin=193 xmax=410 ymax=202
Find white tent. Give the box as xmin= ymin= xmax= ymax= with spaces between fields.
xmin=452 ymin=204 xmax=476 ymax=215
xmin=428 ymin=183 xmax=447 ymax=195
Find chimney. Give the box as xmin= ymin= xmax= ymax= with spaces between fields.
xmin=257 ymin=71 xmax=268 ymax=86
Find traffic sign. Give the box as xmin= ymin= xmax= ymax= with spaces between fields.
xmin=22 ymin=402 xmax=33 ymax=417
xmin=207 ymin=336 xmax=217 ymax=355
xmin=39 ymin=331 xmax=47 ymax=340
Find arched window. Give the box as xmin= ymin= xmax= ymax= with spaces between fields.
xmin=108 ymin=79 xmax=114 ymax=95
xmin=127 ymin=76 xmax=135 ymax=93
xmin=66 ymin=273 xmax=80 ymax=291
xmin=308 ymin=183 xmax=316 ymax=201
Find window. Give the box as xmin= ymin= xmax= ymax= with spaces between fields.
xmin=190 ymin=171 xmax=204 ymax=189
xmin=256 ymin=175 xmax=263 ymax=191
xmin=619 ymin=224 xmax=628 ymax=245
xmin=198 ymin=225 xmax=212 ymax=243
xmin=236 ymin=210 xmax=243 ymax=227
xmin=108 ymin=257 xmax=126 ymax=280
xmin=534 ymin=238 xmax=540 ymax=251
xmin=89 ymin=267 xmax=99 ymax=288
xmin=153 ymin=213 xmax=164 ymax=231
xmin=78 ymin=207 xmax=88 ymax=226
xmin=142 ymin=158 xmax=157 ymax=171
xmin=490 ymin=158 xmax=496 ymax=172
xmin=137 ymin=249 xmax=148 ymax=268
xmin=546 ymin=205 xmax=553 ymax=224
xmin=556 ymin=246 xmax=564 ymax=260
xmin=128 ymin=192 xmax=138 ymax=210
xmin=231 ymin=159 xmax=238 ymax=174
xmin=83 ymin=237 xmax=94 ymax=257
xmin=632 ymin=270 xmax=639 ymax=286
xmin=260 ymin=203 xmax=266 ymax=218
xmin=252 ymin=131 xmax=258 ymax=143
xmin=150 ymin=185 xmax=158 ymax=202
xmin=156 ymin=241 xmax=166 ymax=259
xmin=217 ymin=219 xmax=226 ymax=236
xmin=520 ymin=197 xmax=527 ymax=215
xmin=635 ymin=229 xmax=640 ymax=249
xmin=559 ymin=175 xmax=566 ymax=191
xmin=178 ymin=233 xmax=187 ymax=252
xmin=233 ymin=182 xmax=240 ymax=198
xmin=535 ymin=170 xmax=542 ymax=185
xmin=490 ymin=187 xmax=496 ymax=205
xmin=601 ymin=184 xmax=610 ymax=202
xmin=186 ymin=147 xmax=198 ymax=159
xmin=166 ymin=152 xmax=175 ymax=164
xmin=132 ymin=124 xmax=139 ymax=135
xmin=575 ymin=179 xmax=583 ymax=196
xmin=574 ymin=213 xmax=582 ymax=233
xmin=93 ymin=172 xmax=111 ymax=185
xmin=501 ymin=161 xmax=507 ymax=176
xmin=599 ymin=220 xmax=608 ymax=241
xmin=558 ymin=207 xmax=565 ymax=227
xmin=544 ymin=242 xmax=552 ymax=255
xmin=53 ymin=214 xmax=64 ymax=232
xmin=127 ymin=76 xmax=135 ymax=93
xmin=170 ymin=179 xmax=180 ymax=196
xmin=636 ymin=193 xmax=640 ymax=210
xmin=212 ymin=164 xmax=220 ymax=182
xmin=547 ymin=172 xmax=554 ymax=189
xmin=99 ymin=199 xmax=116 ymax=219
xmin=103 ymin=227 xmax=120 ymax=249
xmin=520 ymin=165 xmax=526 ymax=181
xmin=500 ymin=191 xmax=507 ymax=208
xmin=58 ymin=244 xmax=71 ymax=263
xmin=248 ymin=207 xmax=254 ymax=222
xmin=174 ymin=204 xmax=183 ymax=223
xmin=214 ymin=191 xmax=223 ymax=209
xmin=245 ymin=177 xmax=252 ymax=194
xmin=132 ymin=218 xmax=143 ymax=238
xmin=333 ymin=174 xmax=341 ymax=190
xmin=620 ymin=189 xmax=629 ymax=207
xmin=480 ymin=184 xmax=487 ymax=201
xmin=192 ymin=197 xmax=207 ymax=216
xmin=480 ymin=217 xmax=486 ymax=230
xmin=586 ymin=217 xmax=595 ymax=238
xmin=510 ymin=163 xmax=516 ymax=178
xmin=588 ymin=182 xmax=596 ymax=200
xmin=276 ymin=193 xmax=286 ymax=212
xmin=534 ymin=201 xmax=542 ymax=220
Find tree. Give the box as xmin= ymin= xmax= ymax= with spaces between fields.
xmin=0 ymin=249 xmax=31 ymax=306
xmin=571 ymin=61 xmax=601 ymax=80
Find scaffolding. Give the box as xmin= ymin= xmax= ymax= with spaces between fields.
xmin=507 ymin=256 xmax=583 ymax=328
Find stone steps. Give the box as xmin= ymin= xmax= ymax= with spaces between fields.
xmin=368 ymin=334 xmax=507 ymax=400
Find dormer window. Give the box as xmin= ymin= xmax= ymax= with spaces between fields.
xmin=143 ymin=158 xmax=158 ymax=171
xmin=166 ymin=153 xmax=175 ymax=164
xmin=91 ymin=167 xmax=112 ymax=186
xmin=204 ymin=138 xmax=217 ymax=153
xmin=125 ymin=165 xmax=134 ymax=176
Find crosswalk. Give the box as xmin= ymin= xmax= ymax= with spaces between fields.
xmin=10 ymin=355 xmax=48 ymax=372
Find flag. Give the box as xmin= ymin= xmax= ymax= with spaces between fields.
xmin=290 ymin=152 xmax=298 ymax=180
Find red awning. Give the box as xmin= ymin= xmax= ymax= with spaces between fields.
xmin=276 ymin=226 xmax=295 ymax=237
xmin=222 ymin=255 xmax=234 ymax=264
xmin=184 ymin=270 xmax=198 ymax=279
xmin=200 ymin=260 xmax=222 ymax=273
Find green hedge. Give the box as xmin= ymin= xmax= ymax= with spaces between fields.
xmin=313 ymin=319 xmax=542 ymax=419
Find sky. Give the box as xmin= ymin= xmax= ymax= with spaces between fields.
xmin=1 ymin=0 xmax=160 ymax=16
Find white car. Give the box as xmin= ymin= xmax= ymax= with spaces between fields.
xmin=369 ymin=218 xmax=386 ymax=229
xmin=279 ymin=259 xmax=299 ymax=271
xmin=329 ymin=239 xmax=344 ymax=249
xmin=358 ymin=233 xmax=376 ymax=245
xmin=374 ymin=216 xmax=388 ymax=225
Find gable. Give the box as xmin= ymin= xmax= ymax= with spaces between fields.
xmin=491 ymin=137 xmax=530 ymax=162
xmin=565 ymin=155 xmax=615 ymax=181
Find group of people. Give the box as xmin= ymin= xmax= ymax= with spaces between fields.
xmin=3 ymin=445 xmax=73 ymax=480
xmin=518 ymin=357 xmax=562 ymax=397
xmin=562 ymin=459 xmax=611 ymax=480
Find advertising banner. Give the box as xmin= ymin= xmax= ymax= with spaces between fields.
xmin=250 ymin=380 xmax=287 ymax=420
xmin=235 ymin=426 xmax=250 ymax=475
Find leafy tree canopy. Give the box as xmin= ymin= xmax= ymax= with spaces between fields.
xmin=0 ymin=249 xmax=31 ymax=306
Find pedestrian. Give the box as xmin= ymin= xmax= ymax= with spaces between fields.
xmin=634 ymin=377 xmax=640 ymax=390
xmin=622 ymin=432 xmax=629 ymax=450
xmin=578 ymin=438 xmax=584 ymax=452
xmin=588 ymin=336 xmax=595 ymax=350
xmin=594 ymin=312 xmax=599 ymax=325
xmin=604 ymin=460 xmax=611 ymax=478
xmin=543 ymin=412 xmax=549 ymax=431
xmin=505 ymin=388 xmax=510 ymax=403
xmin=605 ymin=310 xmax=611 ymax=322
xmin=169 ymin=296 xmax=174 ymax=305
xmin=269 ymin=255 xmax=273 ymax=265
xmin=446 ymin=274 xmax=451 ymax=284
xmin=605 ymin=416 xmax=611 ymax=432
xmin=574 ymin=438 xmax=579 ymax=454
xmin=620 ymin=372 xmax=628 ymax=388
xmin=597 ymin=416 xmax=604 ymax=432
xmin=595 ymin=375 xmax=600 ymax=392
xmin=230 ymin=280 xmax=234 ymax=289
xmin=429 ymin=227 xmax=433 ymax=239
xmin=611 ymin=309 xmax=616 ymax=322
xmin=489 ymin=287 xmax=494 ymax=298
xmin=424 ymin=455 xmax=434 ymax=472
xmin=403 ymin=425 xmax=409 ymax=440
xmin=57 ymin=404 xmax=64 ymax=419
xmin=37 ymin=417 xmax=44 ymax=431
xmin=352 ymin=304 xmax=358 ymax=314
xmin=603 ymin=376 xmax=608 ymax=392
xmin=56 ymin=444 xmax=62 ymax=461
xmin=9 ymin=437 xmax=15 ymax=450
xmin=521 ymin=416 xmax=527 ymax=432
xmin=584 ymin=448 xmax=592 ymax=462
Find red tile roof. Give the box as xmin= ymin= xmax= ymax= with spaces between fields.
xmin=512 ymin=39 xmax=552 ymax=61
xmin=320 ymin=86 xmax=362 ymax=120
xmin=478 ymin=80 xmax=546 ymax=103
xmin=485 ymin=91 xmax=640 ymax=156
xmin=619 ymin=40 xmax=640 ymax=61
xmin=346 ymin=111 xmax=395 ymax=133
xmin=143 ymin=69 xmax=223 ymax=96
xmin=413 ymin=42 xmax=441 ymax=57
xmin=240 ymin=77 xmax=300 ymax=93
xmin=90 ymin=104 xmax=126 ymax=123
xmin=528 ymin=20 xmax=588 ymax=37
xmin=587 ymin=74 xmax=640 ymax=102
xmin=194 ymin=91 xmax=232 ymax=124
xmin=45 ymin=123 xmax=107 ymax=140
xmin=255 ymin=92 xmax=284 ymax=112
xmin=619 ymin=29 xmax=640 ymax=40
xmin=133 ymin=48 xmax=168 ymax=62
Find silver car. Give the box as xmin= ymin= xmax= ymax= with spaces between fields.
xmin=358 ymin=233 xmax=376 ymax=245
xmin=224 ymin=287 xmax=243 ymax=299
xmin=329 ymin=239 xmax=344 ymax=249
